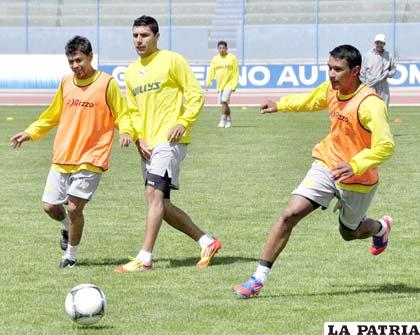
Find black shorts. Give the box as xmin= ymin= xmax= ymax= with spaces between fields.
xmin=145 ymin=172 xmax=171 ymax=199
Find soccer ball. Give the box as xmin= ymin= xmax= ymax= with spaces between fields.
xmin=64 ymin=284 xmax=106 ymax=325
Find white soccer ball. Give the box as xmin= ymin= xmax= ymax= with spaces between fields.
xmin=64 ymin=284 xmax=106 ymax=325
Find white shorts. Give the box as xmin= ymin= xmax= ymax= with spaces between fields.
xmin=42 ymin=168 xmax=102 ymax=204
xmin=292 ymin=161 xmax=377 ymax=230
xmin=218 ymin=88 xmax=233 ymax=104
xmin=141 ymin=143 xmax=187 ymax=189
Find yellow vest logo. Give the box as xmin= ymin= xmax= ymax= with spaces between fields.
xmin=131 ymin=82 xmax=161 ymax=96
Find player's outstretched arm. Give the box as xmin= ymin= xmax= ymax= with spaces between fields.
xmin=10 ymin=132 xmax=31 ymax=149
xmin=260 ymin=100 xmax=278 ymax=114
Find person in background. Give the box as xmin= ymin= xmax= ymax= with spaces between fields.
xmin=205 ymin=41 xmax=239 ymax=128
xmin=360 ymin=33 xmax=397 ymax=106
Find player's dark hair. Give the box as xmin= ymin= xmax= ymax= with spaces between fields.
xmin=329 ymin=44 xmax=361 ymax=69
xmin=65 ymin=35 xmax=92 ymax=56
xmin=133 ymin=15 xmax=159 ymax=34
xmin=218 ymin=40 xmax=228 ymax=48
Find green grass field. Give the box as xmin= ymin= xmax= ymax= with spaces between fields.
xmin=0 ymin=105 xmax=419 ymax=335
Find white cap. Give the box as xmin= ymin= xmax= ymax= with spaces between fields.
xmin=374 ymin=33 xmax=386 ymax=43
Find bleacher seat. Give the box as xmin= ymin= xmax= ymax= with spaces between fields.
xmin=0 ymin=0 xmax=419 ymax=27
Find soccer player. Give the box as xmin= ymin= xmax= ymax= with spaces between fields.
xmin=360 ymin=33 xmax=396 ymax=106
xmin=10 ymin=36 xmax=133 ymax=268
xmin=234 ymin=45 xmax=395 ymax=298
xmin=115 ymin=16 xmax=221 ymax=273
xmin=205 ymin=41 xmax=239 ymax=128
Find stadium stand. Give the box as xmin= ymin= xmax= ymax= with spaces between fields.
xmin=245 ymin=0 xmax=420 ymax=24
xmin=1 ymin=0 xmax=420 ymax=27
xmin=0 ymin=0 xmax=216 ymax=26
xmin=1 ymin=0 xmax=419 ymax=61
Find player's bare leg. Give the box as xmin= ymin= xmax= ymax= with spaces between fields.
xmin=234 ymin=195 xmax=317 ymax=298
xmin=163 ymin=199 xmax=221 ymax=267
xmin=340 ymin=216 xmax=392 ymax=256
xmin=66 ymin=196 xmax=88 ymax=246
xmin=142 ymin=186 xmax=165 ymax=252
xmin=222 ymin=102 xmax=230 ymax=116
xmin=42 ymin=202 xmax=66 ymax=221
xmin=42 ymin=202 xmax=70 ymax=252
xmin=224 ymin=103 xmax=232 ymax=128
xmin=163 ymin=200 xmax=204 ymax=241
xmin=60 ymin=196 xmax=88 ymax=268
xmin=260 ymin=195 xmax=317 ymax=262
xmin=218 ymin=102 xmax=230 ymax=128
xmin=339 ymin=218 xmax=381 ymax=241
xmin=115 ymin=185 xmax=163 ymax=273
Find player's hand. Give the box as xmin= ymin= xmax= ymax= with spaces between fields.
xmin=260 ymin=100 xmax=278 ymax=114
xmin=10 ymin=132 xmax=30 ymax=149
xmin=135 ymin=139 xmax=152 ymax=160
xmin=331 ymin=162 xmax=354 ymax=182
xmin=119 ymin=133 xmax=131 ymax=148
xmin=168 ymin=124 xmax=186 ymax=144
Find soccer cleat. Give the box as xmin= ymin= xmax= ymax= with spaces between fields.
xmin=196 ymin=239 xmax=222 ymax=268
xmin=234 ymin=276 xmax=264 ymax=299
xmin=217 ymin=120 xmax=226 ymax=128
xmin=115 ymin=258 xmax=152 ymax=273
xmin=371 ymin=215 xmax=393 ymax=256
xmin=60 ymin=229 xmax=68 ymax=251
xmin=59 ymin=257 xmax=76 ymax=269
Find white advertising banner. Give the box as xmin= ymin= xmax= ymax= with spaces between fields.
xmin=0 ymin=54 xmax=98 ymax=89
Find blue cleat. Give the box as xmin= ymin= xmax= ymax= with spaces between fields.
xmin=234 ymin=276 xmax=264 ymax=299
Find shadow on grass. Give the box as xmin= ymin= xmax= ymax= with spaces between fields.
xmin=73 ymin=324 xmax=113 ymax=331
xmin=77 ymin=255 xmax=259 ymax=267
xmin=159 ymin=255 xmax=259 ymax=268
xmin=260 ymin=283 xmax=420 ymax=299
xmin=77 ymin=258 xmax=132 ymax=266
xmin=224 ymin=125 xmax=257 ymax=128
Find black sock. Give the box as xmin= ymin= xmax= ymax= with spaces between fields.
xmin=259 ymin=259 xmax=273 ymax=269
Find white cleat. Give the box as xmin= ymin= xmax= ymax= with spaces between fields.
xmin=218 ymin=120 xmax=226 ymax=128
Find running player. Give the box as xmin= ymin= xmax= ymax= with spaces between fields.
xmin=234 ymin=44 xmax=395 ymax=298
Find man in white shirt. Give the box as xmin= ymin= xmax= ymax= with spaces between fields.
xmin=360 ymin=33 xmax=397 ymax=106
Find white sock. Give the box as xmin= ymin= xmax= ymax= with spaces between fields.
xmin=375 ymin=220 xmax=387 ymax=237
xmin=221 ymin=114 xmax=227 ymax=121
xmin=198 ymin=234 xmax=215 ymax=249
xmin=136 ymin=250 xmax=152 ymax=265
xmin=227 ymin=115 xmax=232 ymax=122
xmin=253 ymin=264 xmax=271 ymax=284
xmin=63 ymin=244 xmax=78 ymax=261
xmin=60 ymin=214 xmax=69 ymax=232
